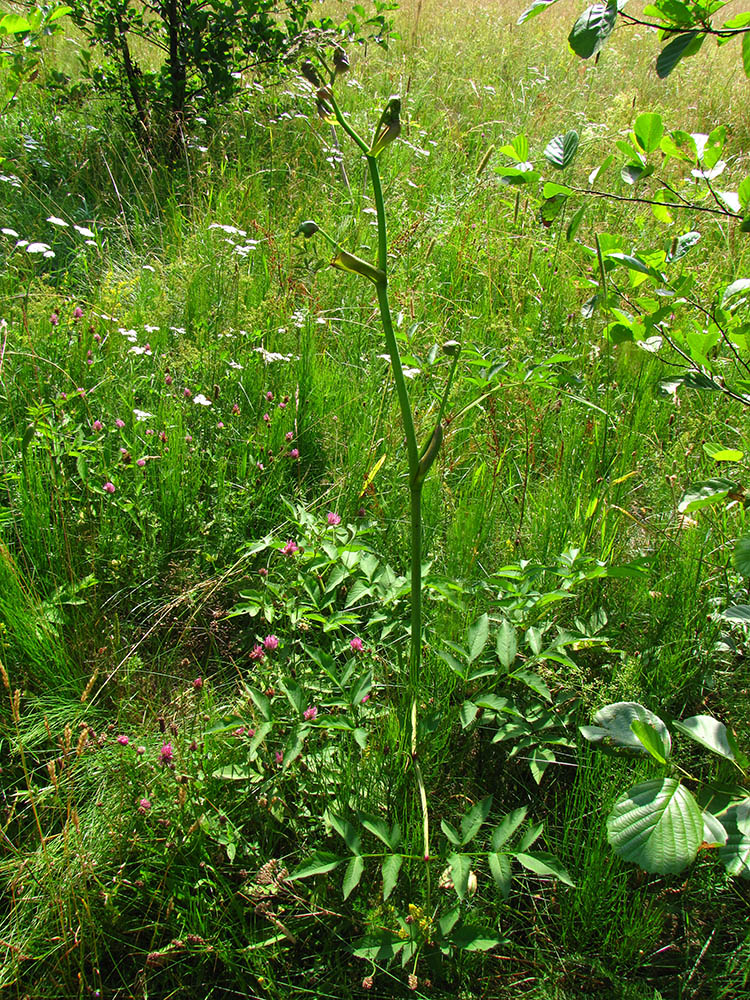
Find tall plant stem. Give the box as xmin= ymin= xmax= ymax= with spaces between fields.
xmin=368 ymin=153 xmax=431 ymax=891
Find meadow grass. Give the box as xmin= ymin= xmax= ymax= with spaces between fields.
xmin=1 ymin=0 xmax=749 ymax=996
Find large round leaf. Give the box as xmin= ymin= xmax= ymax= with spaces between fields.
xmin=608 ymin=779 xmax=703 ymax=874
xmin=543 ymin=130 xmax=579 ymax=170
xmin=718 ymin=801 xmax=750 ymax=878
xmin=580 ymin=701 xmax=671 ymax=757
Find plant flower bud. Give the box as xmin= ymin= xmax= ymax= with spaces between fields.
xmin=300 ymin=59 xmax=321 ymax=87
xmin=295 ymin=220 xmax=319 ymax=239
xmin=333 ymin=47 xmax=349 ymax=76
xmin=442 ymin=340 xmax=461 ymax=357
xmin=369 ymin=96 xmax=401 ymax=158
xmin=416 ymin=421 xmax=443 ymax=484
xmin=316 ymin=86 xmax=334 ymax=120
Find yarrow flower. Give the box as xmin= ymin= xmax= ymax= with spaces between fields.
xmin=303 ymin=706 xmax=318 ymax=721
xmin=117 ymin=735 xmax=129 ymax=746
xmin=281 ymin=540 xmax=298 ymax=556
xmin=350 ymin=637 xmax=364 ymax=652
xmin=327 ymin=511 xmax=341 ymax=526
xmin=159 ymin=743 xmax=174 ymax=766
xmin=263 ymin=635 xmax=279 ymax=652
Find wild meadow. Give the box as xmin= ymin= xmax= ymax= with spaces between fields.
xmin=1 ymin=0 xmax=750 ymax=996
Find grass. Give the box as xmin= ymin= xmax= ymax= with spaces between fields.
xmin=1 ymin=0 xmax=750 ymax=996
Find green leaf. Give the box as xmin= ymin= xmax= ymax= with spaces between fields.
xmin=517 ymin=0 xmax=561 ymax=24
xmin=673 ymin=715 xmax=736 ymax=761
xmin=494 ymin=165 xmax=541 ymax=186
xmin=448 ymin=925 xmax=505 ymax=951
xmin=580 ymin=701 xmax=671 ymax=755
xmin=607 ymin=778 xmax=704 ymax=874
xmin=441 ymin=819 xmax=461 ymax=845
xmin=543 ymin=181 xmax=573 ymax=199
xmin=488 ymin=852 xmax=512 ymax=898
xmin=543 ymin=130 xmax=579 ymax=170
xmin=721 ymin=604 xmax=750 ymax=624
xmin=290 ymin=851 xmax=343 ymax=879
xmin=702 ymin=810 xmax=728 ymax=848
xmin=515 ymin=851 xmax=575 ymax=886
xmin=634 ymin=112 xmax=664 ymax=154
xmin=328 ymin=813 xmax=361 ymax=854
xmin=721 ymin=278 xmax=750 ymax=310
xmin=461 ymin=795 xmax=493 ymax=845
xmin=529 ymin=746 xmax=556 ymax=784
xmin=703 ymin=442 xmax=742 ymax=462
xmin=438 ymin=903 xmax=461 ymax=936
xmin=352 ymin=930 xmax=405 ymax=961
xmin=491 ymin=806 xmax=528 ymax=851
xmin=678 ymin=479 xmax=739 ymax=513
xmin=360 ymin=813 xmax=393 ymax=848
xmin=668 ymin=231 xmax=701 ymax=263
xmin=460 ymin=700 xmax=479 ymax=728
xmin=734 ymin=535 xmax=750 ymax=577
xmin=467 ymin=613 xmax=489 ymax=662
xmin=211 ymin=764 xmax=252 ymax=780
xmin=248 ymin=688 xmax=272 ymax=721
xmin=0 ymin=13 xmax=31 ymax=33
xmin=718 ymin=801 xmax=750 ymax=876
xmin=342 ymin=855 xmax=365 ymax=899
xmin=449 ymin=853 xmax=472 ymax=899
xmin=621 ymin=163 xmax=654 ymax=185
xmin=739 ymin=176 xmax=750 ymax=211
xmin=495 ymin=620 xmax=517 ymax=669
xmin=630 ymin=719 xmax=670 ymax=763
xmin=743 ymin=32 xmax=750 ymax=77
xmin=568 ymin=1 xmax=618 ymax=59
xmin=281 ymin=678 xmax=305 ymax=715
xmin=567 ymin=203 xmax=587 ymax=241
xmin=656 ymin=31 xmax=704 ymax=78
xmin=512 ymin=669 xmax=552 ymax=702
xmin=517 ymin=821 xmax=544 ymax=852
xmin=381 ymin=853 xmax=403 ymax=899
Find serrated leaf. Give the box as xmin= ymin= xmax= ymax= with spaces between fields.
xmin=634 ymin=112 xmax=664 ymax=154
xmin=441 ymin=819 xmax=461 ymax=845
xmin=582 ymin=701 xmax=670 ymax=754
xmin=678 ymin=479 xmax=739 ymax=513
xmin=290 ymin=851 xmax=343 ymax=879
xmin=496 ymin=620 xmax=517 ymax=668
xmin=673 ymin=715 xmax=736 ymax=761
xmin=488 ymin=852 xmax=512 ymax=898
xmin=382 ymin=853 xmax=403 ymax=899
xmin=608 ymin=778 xmax=704 ymax=874
xmin=328 ymin=813 xmax=361 ymax=854
xmin=544 ymin=130 xmax=579 ymax=170
xmin=568 ymin=1 xmax=618 ymax=59
xmin=518 ymin=821 xmax=544 ymax=852
xmin=491 ymin=807 xmax=528 ymax=851
xmin=449 ymin=853 xmax=471 ymax=899
xmin=512 ymin=668 xmax=552 ymax=702
xmin=514 ymin=851 xmax=575 ymax=886
xmin=467 ymin=613 xmax=489 ymax=662
xmin=461 ymin=795 xmax=493 ymax=845
xmin=656 ymin=31 xmax=703 ymax=78
xmin=343 ymin=855 xmax=365 ymax=899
